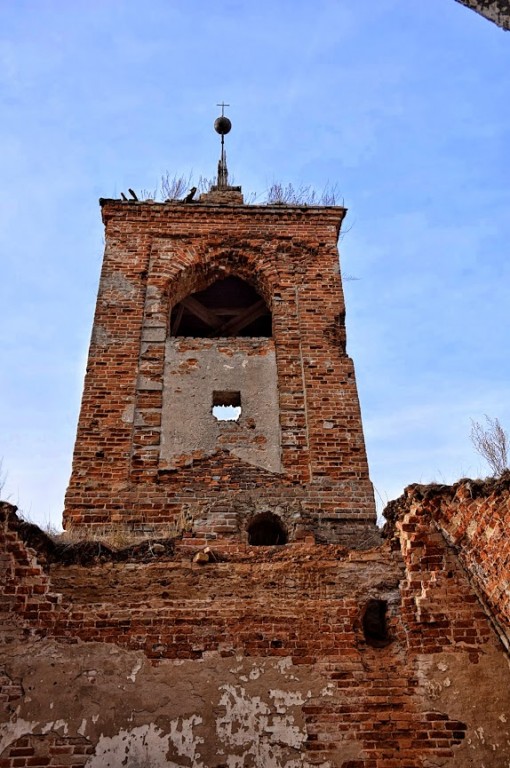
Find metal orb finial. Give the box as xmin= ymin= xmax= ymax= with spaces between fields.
xmin=214 ymin=115 xmax=232 ymax=135
xmin=215 ymin=102 xmax=231 ymax=188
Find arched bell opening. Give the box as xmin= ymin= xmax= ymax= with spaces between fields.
xmin=247 ymin=512 xmax=287 ymax=546
xmin=170 ymin=276 xmax=272 ymax=337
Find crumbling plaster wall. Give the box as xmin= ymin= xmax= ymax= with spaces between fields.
xmin=162 ymin=338 xmax=282 ymax=473
xmin=2 ymin=495 xmax=510 ymax=767
xmin=1 ymin=641 xmax=332 ymax=768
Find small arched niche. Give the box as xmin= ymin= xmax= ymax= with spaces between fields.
xmin=247 ymin=512 xmax=287 ymax=546
xmin=170 ymin=276 xmax=272 ymax=338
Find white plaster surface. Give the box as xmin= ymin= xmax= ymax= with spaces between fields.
xmin=162 ymin=339 xmax=282 ymax=472
xmin=1 ymin=642 xmax=331 ymax=768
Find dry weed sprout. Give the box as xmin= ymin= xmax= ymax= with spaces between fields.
xmin=138 ymin=174 xmax=342 ymax=207
xmin=139 ymin=173 xmax=214 ymax=202
xmin=55 ymin=521 xmax=179 ymax=550
xmin=266 ymin=182 xmax=342 ymax=206
xmin=470 ymin=415 xmax=508 ymax=477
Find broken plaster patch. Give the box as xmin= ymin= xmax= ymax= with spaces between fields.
xmin=122 ymin=404 xmax=135 ymax=423
xmin=0 ymin=719 xmax=39 ymax=755
xmin=2 ymin=641 xmax=331 ymax=768
xmin=269 ymin=689 xmax=305 ymax=715
xmin=41 ymin=720 xmax=68 ymax=735
xmin=168 ymin=715 xmax=204 ymax=761
xmin=86 ymin=719 xmax=204 ymax=768
xmin=91 ymin=324 xmax=113 ymax=348
xmin=102 ymin=272 xmax=137 ymax=301
xmin=127 ymin=659 xmax=143 ymax=682
xmin=86 ymin=724 xmax=172 ymax=768
xmin=216 ymin=684 xmax=326 ymax=768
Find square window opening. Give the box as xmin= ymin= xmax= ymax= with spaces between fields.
xmin=212 ymin=391 xmax=241 ymax=422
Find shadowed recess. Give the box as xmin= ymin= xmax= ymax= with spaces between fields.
xmin=170 ymin=276 xmax=272 ymax=337
xmin=362 ymin=598 xmax=390 ymax=647
xmin=247 ymin=511 xmax=288 ymax=546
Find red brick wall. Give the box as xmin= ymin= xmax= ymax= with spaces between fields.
xmin=0 ymin=503 xmax=62 ymax=635
xmin=0 ymin=734 xmax=92 ymax=768
xmin=387 ymin=476 xmax=510 ymax=651
xmin=63 ymin=200 xmax=376 ymax=545
xmin=2 ymin=501 xmax=509 ymax=766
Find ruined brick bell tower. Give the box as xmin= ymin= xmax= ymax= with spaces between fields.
xmin=64 ymin=112 xmax=377 ymax=546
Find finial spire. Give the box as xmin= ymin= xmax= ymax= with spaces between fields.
xmin=214 ymin=103 xmax=232 ymax=189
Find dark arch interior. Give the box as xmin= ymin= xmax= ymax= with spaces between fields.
xmin=247 ymin=512 xmax=287 ymax=546
xmin=170 ymin=276 xmax=272 ymax=338
xmin=362 ymin=599 xmax=390 ymax=647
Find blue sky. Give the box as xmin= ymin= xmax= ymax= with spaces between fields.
xmin=1 ymin=0 xmax=509 ymax=528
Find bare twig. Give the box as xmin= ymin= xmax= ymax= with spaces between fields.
xmin=160 ymin=172 xmax=191 ymax=201
xmin=265 ymin=182 xmax=342 ymax=206
xmin=138 ymin=173 xmax=214 ymax=202
xmin=470 ymin=416 xmax=508 ymax=476
xmin=138 ymin=175 xmax=342 ymax=206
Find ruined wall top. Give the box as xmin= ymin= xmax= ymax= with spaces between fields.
xmin=384 ymin=472 xmax=510 ymax=652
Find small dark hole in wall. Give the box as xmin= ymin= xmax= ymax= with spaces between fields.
xmin=247 ymin=512 xmax=287 ymax=546
xmin=212 ymin=391 xmax=241 ymax=421
xmin=362 ymin=599 xmax=390 ymax=647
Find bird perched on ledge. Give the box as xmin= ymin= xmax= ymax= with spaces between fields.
xmin=183 ymin=186 xmax=197 ymax=203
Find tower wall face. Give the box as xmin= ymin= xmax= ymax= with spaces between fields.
xmin=162 ymin=338 xmax=282 ymax=474
xmin=64 ymin=201 xmax=376 ymax=545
